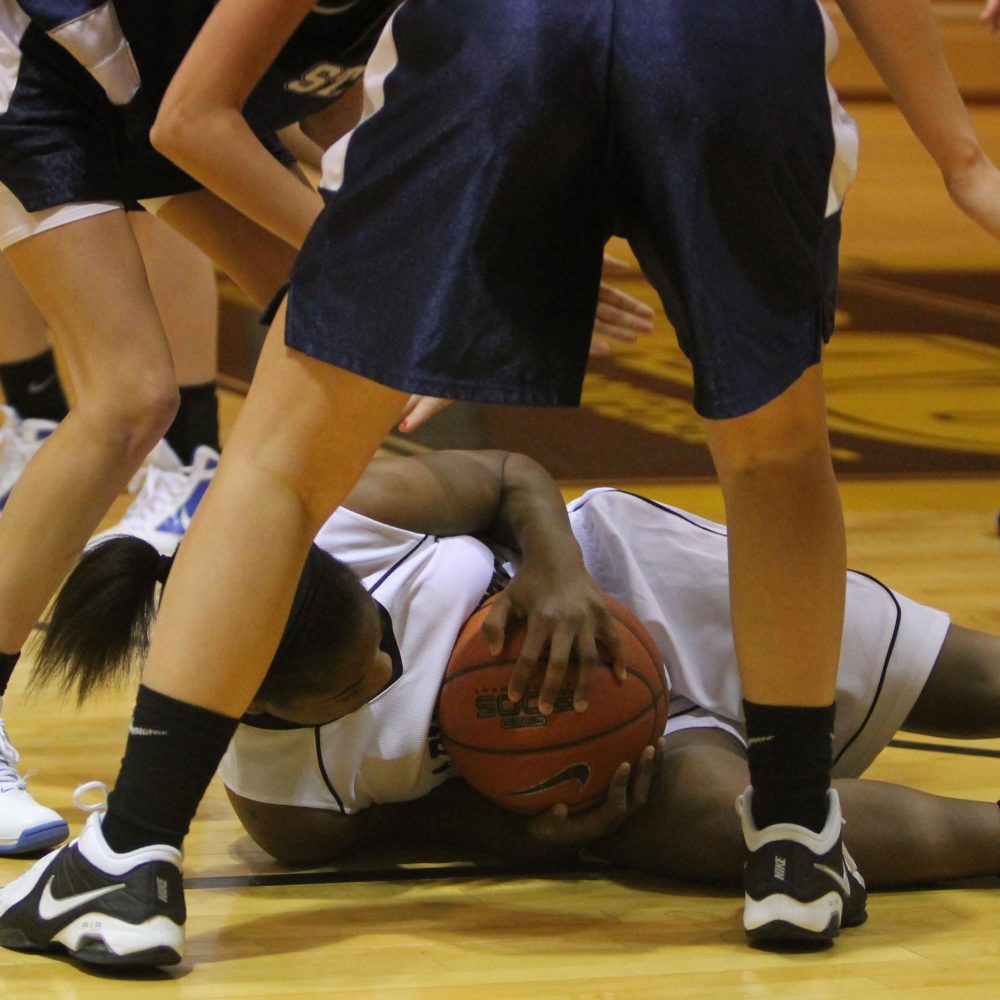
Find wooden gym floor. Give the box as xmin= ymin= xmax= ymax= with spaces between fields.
xmin=1 ymin=63 xmax=999 ymax=1000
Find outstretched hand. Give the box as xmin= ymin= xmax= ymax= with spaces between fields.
xmin=481 ymin=567 xmax=626 ymax=714
xmin=591 ymin=254 xmax=655 ymax=357
xmin=526 ymin=740 xmax=663 ymax=850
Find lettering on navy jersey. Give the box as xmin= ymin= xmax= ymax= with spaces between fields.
xmin=285 ymin=61 xmax=364 ymax=100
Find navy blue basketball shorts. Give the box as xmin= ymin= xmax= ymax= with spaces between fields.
xmin=285 ymin=0 xmax=859 ymax=418
xmin=0 ymin=18 xmax=294 ymax=247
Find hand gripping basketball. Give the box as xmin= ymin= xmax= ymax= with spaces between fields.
xmin=438 ymin=593 xmax=669 ymax=814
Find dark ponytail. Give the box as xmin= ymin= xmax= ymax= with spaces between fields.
xmin=30 ymin=537 xmax=171 ymax=704
xmin=31 ymin=538 xmax=372 ymax=712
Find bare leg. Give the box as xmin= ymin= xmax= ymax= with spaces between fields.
xmin=131 ymin=213 xmax=217 ymax=388
xmin=0 ymin=212 xmax=177 ymax=649
xmin=704 ymin=363 xmax=844 ymax=708
xmin=904 ymin=624 xmax=1000 ymax=738
xmin=0 ymin=254 xmax=50 ymax=363
xmin=595 ymin=729 xmax=1000 ymax=890
xmin=140 ymin=299 xmax=407 ymax=714
xmin=158 ymin=189 xmax=297 ymax=308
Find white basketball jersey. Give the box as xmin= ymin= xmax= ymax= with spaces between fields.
xmin=218 ymin=507 xmax=499 ymax=813
xmin=566 ymin=489 xmax=950 ymax=777
xmin=220 ymin=488 xmax=951 ymax=812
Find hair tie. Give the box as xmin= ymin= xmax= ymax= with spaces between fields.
xmin=155 ymin=552 xmax=175 ymax=584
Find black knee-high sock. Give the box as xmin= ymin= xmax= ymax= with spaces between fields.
xmin=102 ymin=685 xmax=239 ymax=852
xmin=0 ymin=350 xmax=68 ymax=422
xmin=743 ymin=700 xmax=835 ymax=833
xmin=164 ymin=381 xmax=220 ymax=465
xmin=0 ymin=651 xmax=20 ymax=699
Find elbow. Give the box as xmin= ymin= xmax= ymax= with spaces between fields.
xmin=149 ymin=110 xmax=179 ymax=160
xmin=149 ymin=100 xmax=196 ymax=162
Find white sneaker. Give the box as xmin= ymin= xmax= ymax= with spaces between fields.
xmin=738 ymin=787 xmax=867 ymax=946
xmin=0 ymin=706 xmax=69 ymax=856
xmin=0 ymin=784 xmax=184 ymax=966
xmin=0 ymin=406 xmax=57 ymax=515
xmin=90 ymin=441 xmax=219 ymax=556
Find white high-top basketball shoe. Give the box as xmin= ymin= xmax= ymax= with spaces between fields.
xmin=0 ymin=704 xmax=69 ymax=856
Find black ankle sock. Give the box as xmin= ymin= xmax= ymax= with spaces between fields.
xmin=164 ymin=381 xmax=220 ymax=465
xmin=103 ymin=685 xmax=239 ymax=852
xmin=743 ymin=700 xmax=834 ymax=833
xmin=0 ymin=651 xmax=20 ymax=698
xmin=0 ymin=350 xmax=68 ymax=422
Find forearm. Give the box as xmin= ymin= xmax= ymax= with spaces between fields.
xmin=491 ymin=453 xmax=586 ymax=576
xmin=836 ymin=0 xmax=984 ymax=174
xmin=151 ymin=0 xmax=322 ymax=248
xmin=154 ymin=108 xmax=322 ymax=249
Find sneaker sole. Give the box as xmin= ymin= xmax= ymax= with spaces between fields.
xmin=744 ymin=890 xmax=843 ymax=946
xmin=747 ymin=916 xmax=839 ymax=947
xmin=0 ymin=820 xmax=69 ymax=856
xmin=1 ymin=914 xmax=183 ymax=967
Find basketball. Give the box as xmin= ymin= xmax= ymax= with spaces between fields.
xmin=438 ymin=593 xmax=668 ymax=814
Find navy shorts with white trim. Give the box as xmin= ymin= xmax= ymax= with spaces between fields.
xmin=286 ymin=0 xmax=856 ymax=418
xmin=0 ymin=1 xmax=395 ymax=213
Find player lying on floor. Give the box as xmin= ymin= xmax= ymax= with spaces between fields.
xmin=29 ymin=450 xmax=1000 ymax=908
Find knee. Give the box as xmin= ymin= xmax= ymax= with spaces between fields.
xmin=709 ymin=436 xmax=835 ymax=500
xmin=74 ymin=374 xmax=179 ymax=462
xmin=705 ymin=368 xmax=833 ymax=482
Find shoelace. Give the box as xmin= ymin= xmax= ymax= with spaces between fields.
xmin=0 ymin=718 xmax=27 ymax=792
xmin=0 ymin=416 xmax=30 ymax=494
xmin=0 ymin=413 xmax=55 ymax=497
xmin=116 ymin=463 xmax=194 ymax=531
xmin=73 ymin=780 xmax=109 ymax=815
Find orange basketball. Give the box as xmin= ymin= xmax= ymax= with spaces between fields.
xmin=438 ymin=592 xmax=668 ymax=814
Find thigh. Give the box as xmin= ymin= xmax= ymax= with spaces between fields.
xmin=612 ymin=0 xmax=857 ymax=419
xmin=903 ymin=624 xmax=1000 ymax=739
xmin=597 ymin=728 xmax=748 ymax=886
xmin=157 ymin=189 xmax=297 ymax=308
xmin=0 ymin=183 xmax=119 ymax=252
xmin=4 ymin=210 xmax=174 ymax=395
xmin=286 ymin=0 xmax=612 ymax=406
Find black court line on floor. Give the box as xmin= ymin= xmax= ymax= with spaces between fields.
xmin=184 ymin=860 xmax=605 ymax=891
xmin=184 ymin=738 xmax=990 ymax=892
xmin=887 ymin=737 xmax=1000 ymax=759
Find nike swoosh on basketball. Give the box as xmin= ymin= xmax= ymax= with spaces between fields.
xmin=509 ymin=763 xmax=591 ymax=797
xmin=813 ymin=861 xmax=852 ymax=896
xmin=38 ymin=877 xmax=127 ymax=921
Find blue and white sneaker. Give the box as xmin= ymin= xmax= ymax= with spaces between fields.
xmin=90 ymin=441 xmax=219 ymax=556
xmin=739 ymin=787 xmax=867 ymax=947
xmin=0 ymin=784 xmax=184 ymax=966
xmin=0 ymin=406 xmax=57 ymax=515
xmin=0 ymin=706 xmax=68 ymax=856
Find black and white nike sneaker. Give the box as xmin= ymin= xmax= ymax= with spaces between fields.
xmin=0 ymin=804 xmax=184 ymax=966
xmin=738 ymin=787 xmax=867 ymax=947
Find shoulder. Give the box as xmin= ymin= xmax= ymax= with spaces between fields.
xmin=226 ymin=788 xmax=365 ymax=865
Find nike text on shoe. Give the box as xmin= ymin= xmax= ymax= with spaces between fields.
xmin=738 ymin=787 xmax=867 ymax=947
xmin=0 ymin=406 xmax=57 ymax=515
xmin=0 ymin=714 xmax=68 ymax=856
xmin=89 ymin=441 xmax=219 ymax=556
xmin=0 ymin=804 xmax=184 ymax=966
